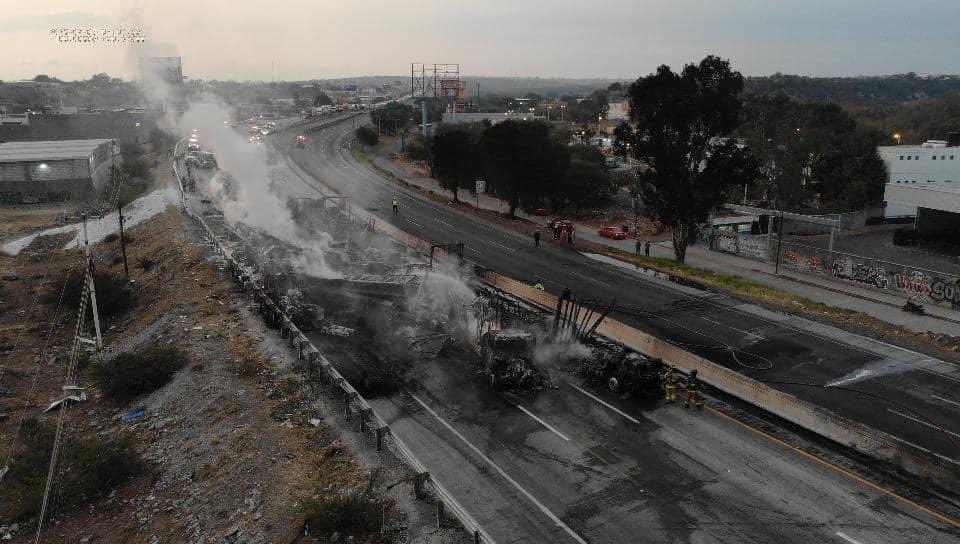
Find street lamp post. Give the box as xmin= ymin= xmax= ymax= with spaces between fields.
xmin=894 ymin=133 xmax=901 ymax=145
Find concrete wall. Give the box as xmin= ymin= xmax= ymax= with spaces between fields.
xmin=780 ymin=241 xmax=960 ymax=311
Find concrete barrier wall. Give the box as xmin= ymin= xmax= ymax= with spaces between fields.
xmin=481 ymin=270 xmax=960 ymax=493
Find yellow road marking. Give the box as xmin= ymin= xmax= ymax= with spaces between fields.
xmin=704 ymin=405 xmax=960 ymax=529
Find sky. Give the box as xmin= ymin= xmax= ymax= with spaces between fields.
xmin=1 ymin=0 xmax=959 ymax=82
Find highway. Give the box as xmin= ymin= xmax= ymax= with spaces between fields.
xmin=269 ymin=116 xmax=960 ymax=542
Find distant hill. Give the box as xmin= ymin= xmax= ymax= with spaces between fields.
xmin=744 ymin=73 xmax=960 ymax=106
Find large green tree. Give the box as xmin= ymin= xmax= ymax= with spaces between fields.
xmin=481 ymin=120 xmax=569 ymax=217
xmin=369 ymin=102 xmax=417 ymax=135
xmin=431 ymin=127 xmax=481 ymax=202
xmin=738 ymin=95 xmax=887 ymax=211
xmin=623 ymin=56 xmax=760 ymax=262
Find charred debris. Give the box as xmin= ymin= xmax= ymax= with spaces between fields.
xmin=200 ymin=194 xmax=661 ymax=399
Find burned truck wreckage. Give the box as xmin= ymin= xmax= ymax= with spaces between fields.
xmin=199 ymin=179 xmax=661 ymax=401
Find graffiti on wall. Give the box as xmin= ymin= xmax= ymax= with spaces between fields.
xmin=779 ymin=243 xmax=960 ymax=311
xmin=831 ymin=259 xmax=889 ymax=289
xmin=715 ymin=233 xmax=768 ymax=262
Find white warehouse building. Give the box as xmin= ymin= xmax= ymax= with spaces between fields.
xmin=879 ymin=139 xmax=960 ymax=217
xmin=878 ymin=138 xmax=960 ymax=240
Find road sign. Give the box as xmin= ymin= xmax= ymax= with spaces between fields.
xmin=475 ymin=179 xmax=486 ymax=194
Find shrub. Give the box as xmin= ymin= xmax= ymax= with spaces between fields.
xmin=92 ymin=347 xmax=186 ymax=401
xmin=138 ymin=256 xmax=157 ymax=271
xmin=302 ymin=491 xmax=381 ymax=536
xmin=0 ymin=419 xmax=143 ymax=521
xmin=355 ymin=125 xmax=379 ymax=147
xmin=43 ymin=269 xmax=134 ymax=318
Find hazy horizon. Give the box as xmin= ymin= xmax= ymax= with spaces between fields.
xmin=3 ymin=1 xmax=959 ymax=82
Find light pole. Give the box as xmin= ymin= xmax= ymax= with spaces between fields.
xmin=597 ymin=114 xmax=603 ymax=136
xmin=894 ymin=133 xmax=901 ymax=145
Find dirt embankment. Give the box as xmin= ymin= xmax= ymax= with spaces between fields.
xmin=0 ymin=208 xmax=457 ymax=543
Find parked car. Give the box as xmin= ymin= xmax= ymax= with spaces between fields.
xmin=547 ymin=218 xmax=572 ymax=230
xmin=598 ymin=225 xmax=628 ymax=240
xmin=531 ymin=207 xmax=550 ymax=216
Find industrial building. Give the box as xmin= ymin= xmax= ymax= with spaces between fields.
xmin=0 ymin=139 xmax=119 ymax=204
xmin=879 ymin=138 xmax=960 ymax=238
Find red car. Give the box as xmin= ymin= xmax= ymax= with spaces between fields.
xmin=598 ymin=225 xmax=628 ymax=240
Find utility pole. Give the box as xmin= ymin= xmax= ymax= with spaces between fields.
xmin=774 ymin=210 xmax=784 ymax=275
xmin=118 ymin=204 xmax=129 ymax=278
xmin=82 ymin=214 xmax=103 ymax=348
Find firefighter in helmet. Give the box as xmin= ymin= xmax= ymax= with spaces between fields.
xmin=684 ymin=369 xmax=704 ymax=409
xmin=663 ymin=367 xmax=679 ymax=403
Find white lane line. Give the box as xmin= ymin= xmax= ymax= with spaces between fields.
xmin=569 ymin=270 xmax=612 ymax=287
xmin=920 ymin=369 xmax=960 ymax=384
xmin=410 ymin=394 xmax=588 ymax=544
xmin=436 ymin=219 xmax=454 ymax=228
xmin=886 ymin=408 xmax=960 ymax=440
xmin=699 ymin=316 xmax=766 ymax=341
xmin=405 ymin=218 xmax=422 ymax=227
xmin=836 ymin=531 xmax=864 ymax=544
xmin=569 ymin=383 xmax=641 ymax=425
xmin=466 ymin=247 xmax=481 ymax=255
xmin=515 ymin=405 xmax=571 ymax=441
xmin=932 ymin=394 xmax=960 ymax=409
xmin=485 ymin=240 xmax=516 ymax=252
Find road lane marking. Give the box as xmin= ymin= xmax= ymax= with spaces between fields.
xmin=699 ymin=316 xmax=766 ymax=341
xmin=436 ymin=219 xmax=454 ymax=228
xmin=485 ymin=240 xmax=516 ymax=253
xmin=405 ymin=218 xmax=422 ymax=227
xmin=886 ymin=408 xmax=960 ymax=441
xmin=836 ymin=531 xmax=864 ymax=544
xmin=920 ymin=368 xmax=960 ymax=384
xmin=704 ymin=405 xmax=960 ymax=529
xmin=515 ymin=405 xmax=571 ymax=441
xmin=569 ymin=383 xmax=641 ymax=425
xmin=410 ymin=394 xmax=589 ymax=544
xmin=932 ymin=394 xmax=960 ymax=409
xmin=566 ymin=270 xmax=612 ymax=287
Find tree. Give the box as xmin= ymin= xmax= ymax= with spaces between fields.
xmin=355 ymin=126 xmax=378 ymax=148
xmin=314 ymin=92 xmax=333 ymax=107
xmin=369 ymin=102 xmax=416 ymax=136
xmin=624 ymin=56 xmax=760 ymax=262
xmin=481 ymin=120 xmax=569 ymax=217
xmin=737 ymin=94 xmax=887 ymax=211
xmin=431 ymin=127 xmax=480 ymax=202
xmin=559 ymin=150 xmax=614 ymax=213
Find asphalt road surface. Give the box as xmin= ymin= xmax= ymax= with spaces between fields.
xmin=287 ymin=116 xmax=960 ymax=460
xmin=266 ymin=117 xmax=960 ymax=543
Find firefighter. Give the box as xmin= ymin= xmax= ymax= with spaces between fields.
xmin=392 ymin=196 xmax=399 ymax=214
xmin=663 ymin=367 xmax=679 ymax=403
xmin=533 ymin=229 xmax=541 ymax=247
xmin=684 ymin=369 xmax=704 ymax=409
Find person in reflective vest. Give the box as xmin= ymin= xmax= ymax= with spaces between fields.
xmin=684 ymin=369 xmax=704 ymax=409
xmin=534 ymin=282 xmax=545 ymax=291
xmin=664 ymin=368 xmax=679 ymax=403
xmin=392 ymin=196 xmax=399 ymax=214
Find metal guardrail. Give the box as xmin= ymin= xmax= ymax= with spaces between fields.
xmin=170 ymin=151 xmax=495 ymax=543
